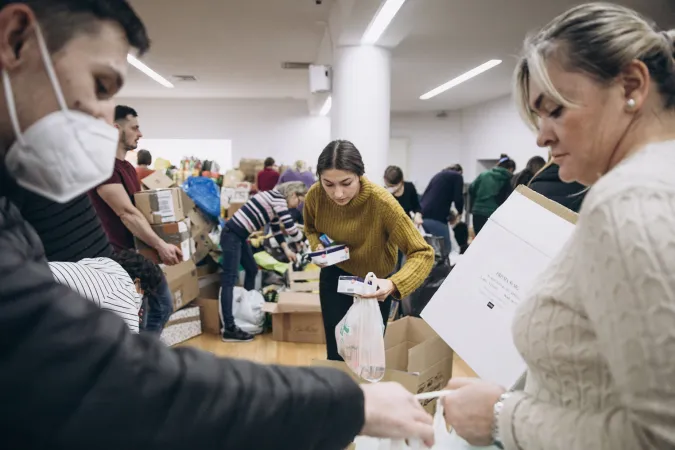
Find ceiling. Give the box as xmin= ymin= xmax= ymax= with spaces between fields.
xmin=120 ymin=0 xmax=675 ymax=112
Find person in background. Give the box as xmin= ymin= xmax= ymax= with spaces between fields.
xmin=420 ymin=166 xmax=464 ymax=254
xmin=278 ymin=159 xmax=315 ymax=188
xmin=220 ymin=181 xmax=306 ymax=342
xmin=448 ymin=163 xmax=464 ymax=175
xmin=448 ymin=210 xmax=469 ymax=255
xmin=443 ymin=4 xmax=675 ymax=449
xmin=511 ymin=155 xmax=546 ymax=189
xmin=90 ymin=105 xmax=182 ymax=333
xmin=256 ymin=156 xmax=280 ymax=191
xmin=0 ymin=2 xmax=435 ymax=448
xmin=469 ymin=155 xmax=516 ymax=234
xmin=304 ymin=140 xmax=434 ymax=361
xmin=48 ymin=252 xmax=154 ymax=333
xmin=384 ymin=165 xmax=423 ymax=227
xmin=529 ymin=156 xmax=587 ymax=212
xmin=277 ymin=159 xmax=315 ymax=224
xmin=135 ymin=149 xmax=154 ymax=184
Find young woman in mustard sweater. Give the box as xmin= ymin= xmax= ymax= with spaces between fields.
xmin=304 ymin=140 xmax=434 ymax=361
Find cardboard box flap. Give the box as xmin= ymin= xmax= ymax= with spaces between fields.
xmin=266 ymin=292 xmax=321 ymax=314
xmin=408 ymin=336 xmax=453 ymax=374
xmin=311 ymin=360 xmax=420 ymax=394
xmin=141 ymin=171 xmax=176 ymax=190
xmin=515 ymin=185 xmax=578 ymax=225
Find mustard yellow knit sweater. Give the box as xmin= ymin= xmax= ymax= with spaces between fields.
xmin=303 ymin=177 xmax=434 ymax=299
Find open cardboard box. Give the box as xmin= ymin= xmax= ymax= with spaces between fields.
xmin=141 ymin=171 xmax=175 ymax=190
xmin=262 ymin=291 xmax=325 ymax=344
xmin=162 ymin=260 xmax=199 ymax=311
xmin=312 ymin=316 xmax=453 ymax=414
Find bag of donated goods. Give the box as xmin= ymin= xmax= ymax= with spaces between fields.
xmin=354 ymin=398 xmax=500 ymax=450
xmin=336 ymin=272 xmax=386 ymax=382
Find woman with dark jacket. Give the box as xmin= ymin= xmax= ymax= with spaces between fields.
xmin=529 ymin=161 xmax=587 ymax=213
xmin=512 ymin=155 xmax=546 ymax=189
xmin=469 ymin=155 xmax=516 ymax=234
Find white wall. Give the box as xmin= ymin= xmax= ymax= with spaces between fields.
xmin=116 ymin=98 xmax=331 ymax=169
xmin=390 ymin=111 xmax=462 ymax=190
xmin=459 ymin=95 xmax=547 ymax=181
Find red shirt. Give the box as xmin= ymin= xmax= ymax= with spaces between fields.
xmin=136 ymin=166 xmax=155 ymax=185
xmin=89 ymin=158 xmax=141 ymax=252
xmin=257 ymin=168 xmax=280 ymax=191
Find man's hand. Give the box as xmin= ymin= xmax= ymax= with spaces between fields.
xmin=157 ymin=242 xmax=183 ymax=265
xmin=284 ymin=248 xmax=298 ymax=263
xmin=360 ymin=383 xmax=435 ymax=447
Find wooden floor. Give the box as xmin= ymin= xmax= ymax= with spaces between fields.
xmin=183 ymin=332 xmax=477 ymax=379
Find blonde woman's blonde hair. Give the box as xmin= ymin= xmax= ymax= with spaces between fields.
xmin=515 ymin=2 xmax=675 ymax=130
xmin=294 ymin=160 xmax=307 ymax=172
xmin=275 ymin=181 xmax=307 ymax=200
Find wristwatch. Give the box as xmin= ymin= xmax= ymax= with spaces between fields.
xmin=492 ymin=392 xmax=511 ymax=449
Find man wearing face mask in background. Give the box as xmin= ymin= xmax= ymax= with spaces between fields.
xmin=89 ymin=104 xmax=180 ymax=333
xmin=0 ymin=2 xmax=436 ymax=449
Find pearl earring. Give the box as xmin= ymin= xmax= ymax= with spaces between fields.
xmin=627 ymin=98 xmax=636 ymax=109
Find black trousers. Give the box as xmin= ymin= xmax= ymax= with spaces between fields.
xmin=319 ymin=265 xmax=392 ymax=361
xmin=473 ymin=214 xmax=489 ymax=235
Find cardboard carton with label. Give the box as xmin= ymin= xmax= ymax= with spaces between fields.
xmin=162 ymin=260 xmax=199 ymax=311
xmin=135 ymin=188 xmax=186 ymax=225
xmin=135 ymin=219 xmax=194 ymax=264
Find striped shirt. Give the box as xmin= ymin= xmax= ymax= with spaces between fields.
xmin=226 ymin=189 xmax=303 ymax=244
xmin=49 ymin=258 xmax=142 ymax=333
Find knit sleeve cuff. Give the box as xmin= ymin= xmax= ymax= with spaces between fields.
xmin=499 ymin=391 xmax=527 ymax=450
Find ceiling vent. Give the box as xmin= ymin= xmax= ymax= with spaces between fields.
xmin=281 ymin=62 xmax=312 ymax=70
xmin=172 ymin=75 xmax=197 ymax=82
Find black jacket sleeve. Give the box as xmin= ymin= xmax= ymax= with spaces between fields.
xmin=453 ymin=174 xmax=465 ymax=216
xmin=407 ymin=182 xmax=422 ymax=214
xmin=0 ymin=199 xmax=364 ymax=450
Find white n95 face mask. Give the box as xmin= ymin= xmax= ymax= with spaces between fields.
xmin=3 ymin=25 xmax=119 ymax=203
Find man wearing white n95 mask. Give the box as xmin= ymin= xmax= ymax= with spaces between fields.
xmin=0 ymin=1 xmax=435 ymax=450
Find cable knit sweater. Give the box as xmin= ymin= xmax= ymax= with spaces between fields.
xmin=500 ymin=140 xmax=675 ymax=450
xmin=303 ymin=177 xmax=434 ymax=298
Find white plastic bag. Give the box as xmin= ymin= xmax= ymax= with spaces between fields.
xmin=335 ymin=272 xmax=386 ymax=382
xmin=219 ymin=287 xmax=266 ymax=335
xmin=354 ymin=399 xmax=500 ymax=450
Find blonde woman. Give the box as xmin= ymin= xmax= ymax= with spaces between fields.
xmin=442 ymin=3 xmax=675 ymax=449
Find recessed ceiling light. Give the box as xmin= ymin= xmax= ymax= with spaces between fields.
xmin=127 ymin=54 xmax=174 ymax=88
xmin=420 ymin=60 xmax=502 ymax=100
xmin=319 ymin=96 xmax=332 ymax=116
xmin=361 ymin=0 xmax=407 ymax=45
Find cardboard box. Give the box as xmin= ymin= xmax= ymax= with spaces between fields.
xmin=222 ymin=169 xmax=245 ymax=188
xmin=160 ymin=305 xmax=202 ymax=346
xmin=162 ymin=260 xmax=199 ymax=310
xmin=226 ymin=203 xmax=244 ymax=219
xmin=288 ymin=265 xmax=320 ymax=293
xmin=135 ymin=219 xmax=194 ymax=264
xmin=262 ymin=291 xmax=325 ymax=344
xmin=239 ymin=158 xmax=264 ymax=179
xmin=135 ymin=188 xmax=186 ymax=225
xmin=196 ymin=256 xmax=219 ymax=278
xmin=141 ymin=171 xmax=175 ymax=190
xmin=194 ymin=274 xmax=221 ymax=335
xmin=312 ymin=317 xmax=453 ymax=413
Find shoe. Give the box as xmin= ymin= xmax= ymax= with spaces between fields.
xmin=221 ymin=325 xmax=254 ymax=342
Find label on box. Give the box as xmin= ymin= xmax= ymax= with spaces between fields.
xmin=309 ymin=245 xmax=350 ymax=267
xmin=337 ymin=276 xmax=366 ymax=296
xmin=156 ymin=190 xmax=177 ymax=222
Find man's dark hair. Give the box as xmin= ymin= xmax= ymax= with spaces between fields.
xmin=109 ymin=250 xmax=163 ymax=296
xmin=137 ymin=149 xmax=152 ymax=166
xmin=447 ymin=164 xmax=463 ymax=173
xmin=316 ymin=140 xmax=365 ymax=177
xmin=2 ymin=1 xmax=150 ymax=55
xmin=264 ymin=157 xmax=275 ymax=168
xmin=497 ymin=154 xmax=517 ymax=172
xmin=384 ymin=165 xmax=404 ymax=185
xmin=115 ymin=105 xmax=138 ymax=122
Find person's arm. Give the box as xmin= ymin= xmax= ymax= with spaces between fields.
xmin=388 ymin=213 xmax=434 ymax=299
xmin=302 ymin=188 xmax=322 ymax=251
xmin=468 ymin=176 xmax=480 ymax=212
xmin=454 ymin=174 xmax=465 ymax=216
xmin=96 ymin=184 xmax=182 ymax=265
xmin=499 ymin=191 xmax=675 ymax=450
xmin=0 ymin=219 xmax=364 ymax=450
xmin=408 ymin=183 xmax=422 ymax=215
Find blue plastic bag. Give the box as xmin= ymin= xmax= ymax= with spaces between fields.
xmin=182 ymin=177 xmax=221 ymax=221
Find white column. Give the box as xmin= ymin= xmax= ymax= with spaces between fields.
xmin=331 ymin=45 xmax=391 ymax=182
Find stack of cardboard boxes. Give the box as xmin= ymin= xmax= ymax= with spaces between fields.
xmin=135 ymin=171 xmax=220 ymax=346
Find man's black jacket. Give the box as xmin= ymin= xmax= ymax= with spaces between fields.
xmin=0 ymin=195 xmax=364 ymax=450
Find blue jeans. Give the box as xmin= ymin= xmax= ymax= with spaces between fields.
xmin=140 ymin=275 xmax=173 ymax=334
xmin=422 ymin=218 xmax=451 ymax=253
xmin=219 ymin=228 xmax=258 ymax=328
